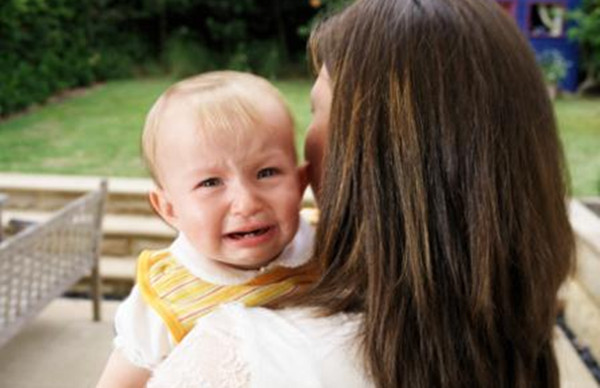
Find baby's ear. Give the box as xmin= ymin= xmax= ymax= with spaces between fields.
xmin=149 ymin=188 xmax=177 ymax=228
xmin=297 ymin=162 xmax=309 ymax=196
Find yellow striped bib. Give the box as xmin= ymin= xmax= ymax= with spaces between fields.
xmin=137 ymin=249 xmax=320 ymax=343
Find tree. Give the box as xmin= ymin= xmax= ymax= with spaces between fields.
xmin=568 ymin=0 xmax=600 ymax=94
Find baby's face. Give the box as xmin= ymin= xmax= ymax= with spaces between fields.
xmin=153 ymin=100 xmax=304 ymax=270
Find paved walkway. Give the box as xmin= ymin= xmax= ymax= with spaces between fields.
xmin=0 ymin=298 xmax=118 ymax=388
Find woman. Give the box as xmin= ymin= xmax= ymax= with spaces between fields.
xmin=149 ymin=0 xmax=574 ymax=386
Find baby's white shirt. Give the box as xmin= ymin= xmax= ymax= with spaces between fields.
xmin=113 ymin=217 xmax=315 ymax=369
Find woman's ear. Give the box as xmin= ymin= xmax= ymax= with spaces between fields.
xmin=297 ymin=162 xmax=310 ymax=197
xmin=149 ymin=188 xmax=177 ymax=228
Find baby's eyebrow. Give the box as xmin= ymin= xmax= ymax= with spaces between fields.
xmin=187 ymin=165 xmax=222 ymax=177
xmin=256 ymin=149 xmax=289 ymax=160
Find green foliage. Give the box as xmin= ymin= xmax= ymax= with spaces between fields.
xmin=317 ymin=0 xmax=354 ymax=13
xmin=299 ymin=0 xmax=353 ymax=38
xmin=0 ymin=0 xmax=151 ymax=116
xmin=163 ymin=32 xmax=288 ymax=79
xmin=248 ymin=40 xmax=283 ymax=79
xmin=568 ymin=0 xmax=600 ymax=90
xmin=0 ymin=0 xmax=318 ymax=115
xmin=1 ymin=0 xmax=84 ymax=114
xmin=160 ymin=1 xmax=316 ymax=79
xmin=537 ymin=50 xmax=572 ymax=84
xmin=164 ymin=27 xmax=219 ymax=78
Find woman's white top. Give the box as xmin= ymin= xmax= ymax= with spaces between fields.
xmin=148 ymin=303 xmax=374 ymax=388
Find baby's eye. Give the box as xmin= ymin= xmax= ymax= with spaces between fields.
xmin=197 ymin=178 xmax=222 ymax=188
xmin=257 ymin=167 xmax=278 ymax=179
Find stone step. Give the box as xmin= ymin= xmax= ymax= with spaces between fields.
xmin=566 ymin=200 xmax=600 ymax=365
xmin=554 ymin=324 xmax=599 ymax=388
xmin=0 ymin=173 xmax=316 ymax=215
xmin=75 ymin=256 xmax=137 ymax=299
xmin=569 ymin=200 xmax=600 ymax=307
xmin=563 ymin=280 xmax=600 ymax=366
xmin=2 ymin=207 xmax=320 ymax=258
xmin=2 ymin=209 xmax=175 ymax=257
xmin=582 ymin=197 xmax=600 ymax=217
xmin=101 ymin=256 xmax=137 ymax=281
xmin=0 ymin=173 xmax=155 ymax=215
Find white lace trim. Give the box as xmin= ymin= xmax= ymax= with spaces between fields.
xmin=148 ymin=306 xmax=250 ymax=388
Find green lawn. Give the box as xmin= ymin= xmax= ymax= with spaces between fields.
xmin=554 ymin=98 xmax=600 ymax=196
xmin=0 ymin=78 xmax=598 ymax=196
xmin=0 ymin=78 xmax=312 ymax=179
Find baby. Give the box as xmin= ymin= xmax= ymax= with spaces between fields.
xmin=97 ymin=71 xmax=318 ymax=387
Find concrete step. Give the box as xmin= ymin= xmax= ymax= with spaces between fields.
xmin=563 ymin=280 xmax=600 ymax=366
xmin=569 ymin=200 xmax=600 ymax=309
xmin=100 ymin=256 xmax=136 ymax=281
xmin=0 ymin=298 xmax=120 ymax=388
xmin=0 ymin=173 xmax=316 ymax=215
xmin=566 ymin=200 xmax=600 ymax=366
xmin=0 ymin=173 xmax=155 ymax=215
xmin=554 ymin=324 xmax=599 ymax=388
xmin=2 ymin=209 xmax=175 ymax=257
xmin=73 ymin=256 xmax=137 ymax=299
xmin=582 ymin=197 xmax=600 ymax=217
xmin=2 ymin=207 xmax=319 ymax=257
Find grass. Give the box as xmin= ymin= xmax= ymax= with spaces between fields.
xmin=0 ymin=78 xmax=598 ymax=196
xmin=553 ymin=98 xmax=600 ymax=196
xmin=0 ymin=78 xmax=312 ymax=179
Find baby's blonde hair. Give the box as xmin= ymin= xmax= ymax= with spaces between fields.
xmin=142 ymin=71 xmax=294 ymax=185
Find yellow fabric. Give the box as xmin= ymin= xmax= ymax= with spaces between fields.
xmin=137 ymin=249 xmax=320 ymax=343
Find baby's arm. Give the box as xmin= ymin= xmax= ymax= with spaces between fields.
xmin=96 ymin=285 xmax=174 ymax=388
xmin=96 ymin=349 xmax=151 ymax=388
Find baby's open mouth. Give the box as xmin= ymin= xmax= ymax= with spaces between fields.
xmin=226 ymin=226 xmax=272 ymax=240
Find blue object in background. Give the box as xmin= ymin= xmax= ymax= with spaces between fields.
xmin=495 ymin=0 xmax=581 ymax=91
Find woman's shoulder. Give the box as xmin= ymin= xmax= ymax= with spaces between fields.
xmin=232 ymin=304 xmax=372 ymax=387
xmin=149 ymin=303 xmax=373 ymax=388
xmin=220 ymin=302 xmax=361 ymax=335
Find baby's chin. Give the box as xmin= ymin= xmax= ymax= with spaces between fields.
xmin=221 ymin=224 xmax=299 ymax=270
xmin=219 ymin=250 xmax=285 ymax=271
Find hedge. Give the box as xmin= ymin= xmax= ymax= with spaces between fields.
xmin=0 ymin=0 xmax=150 ymax=116
xmin=0 ymin=0 xmax=320 ymax=117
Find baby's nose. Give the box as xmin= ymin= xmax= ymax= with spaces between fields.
xmin=231 ymin=185 xmax=263 ymax=217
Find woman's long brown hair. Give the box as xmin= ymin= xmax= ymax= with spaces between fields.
xmin=300 ymin=0 xmax=575 ymax=387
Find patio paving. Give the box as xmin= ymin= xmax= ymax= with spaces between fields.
xmin=0 ymin=298 xmax=118 ymax=388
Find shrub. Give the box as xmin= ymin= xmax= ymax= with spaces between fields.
xmin=0 ymin=0 xmax=151 ymax=116
xmin=164 ymin=28 xmax=220 ymax=78
xmin=568 ymin=0 xmax=600 ymax=93
xmin=0 ymin=0 xmax=318 ymax=115
xmin=248 ymin=40 xmax=284 ymax=79
xmin=537 ymin=50 xmax=572 ymax=85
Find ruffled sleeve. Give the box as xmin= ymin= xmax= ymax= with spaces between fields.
xmin=113 ymin=285 xmax=176 ymax=369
